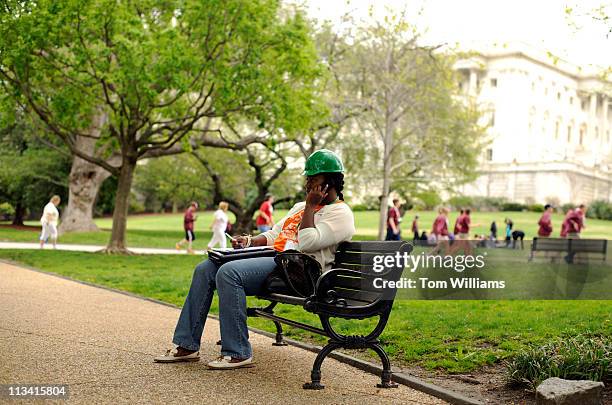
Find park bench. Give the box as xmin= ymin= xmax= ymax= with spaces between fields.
xmin=528 ymin=237 xmax=608 ymax=263
xmin=247 ymin=240 xmax=412 ymax=390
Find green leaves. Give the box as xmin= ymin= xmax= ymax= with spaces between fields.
xmin=0 ymin=0 xmax=325 ymax=150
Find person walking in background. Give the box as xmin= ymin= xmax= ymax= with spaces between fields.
xmin=385 ymin=198 xmax=402 ymax=240
xmin=432 ymin=207 xmax=450 ymax=240
xmin=411 ymin=215 xmax=420 ymax=242
xmin=504 ymin=218 xmax=513 ymax=247
xmin=537 ymin=204 xmax=554 ymax=237
xmin=449 ymin=208 xmax=478 ymax=255
xmin=564 ymin=205 xmax=586 ymax=238
xmin=39 ymin=195 xmax=61 ymax=249
xmin=255 ymin=194 xmax=274 ymax=233
xmin=208 ymin=202 xmax=230 ymax=249
xmin=176 ymin=201 xmax=198 ymax=254
xmin=575 ymin=204 xmax=587 ymax=231
xmin=453 ymin=209 xmax=464 ymax=237
xmin=430 ymin=207 xmax=450 ymax=254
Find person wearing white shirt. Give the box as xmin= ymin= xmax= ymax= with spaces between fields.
xmin=207 ymin=201 xmax=230 ymax=249
xmin=39 ymin=195 xmax=61 ymax=249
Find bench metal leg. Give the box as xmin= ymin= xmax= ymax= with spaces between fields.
xmin=272 ymin=320 xmax=288 ymax=346
xmin=303 ymin=342 xmax=342 ymax=390
xmin=370 ymin=343 xmax=399 ymax=388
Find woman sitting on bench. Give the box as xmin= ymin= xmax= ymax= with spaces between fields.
xmin=155 ymin=149 xmax=355 ymax=369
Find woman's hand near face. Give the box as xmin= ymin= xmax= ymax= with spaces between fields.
xmin=305 ymin=184 xmax=328 ymax=208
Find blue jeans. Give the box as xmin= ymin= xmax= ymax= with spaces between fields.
xmin=173 ymin=257 xmax=277 ymax=359
xmin=385 ymin=228 xmax=401 ymax=241
xmin=257 ymin=225 xmax=271 ymax=233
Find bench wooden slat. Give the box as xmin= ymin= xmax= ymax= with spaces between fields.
xmin=335 ymin=251 xmax=402 ymax=266
xmin=337 ymin=240 xmax=407 ymax=253
xmin=328 ymin=274 xmax=382 ymax=292
xmin=333 ymin=263 xmax=375 ymax=272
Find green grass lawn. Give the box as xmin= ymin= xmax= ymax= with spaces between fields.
xmin=1 ymin=209 xmax=611 ymax=249
xmin=1 ymin=249 xmax=610 ymax=373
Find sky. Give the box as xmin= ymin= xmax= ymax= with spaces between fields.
xmin=298 ymin=0 xmax=612 ymax=69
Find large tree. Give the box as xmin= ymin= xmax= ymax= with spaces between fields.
xmin=0 ymin=0 xmax=323 ymax=252
xmin=330 ymin=16 xmax=486 ymax=239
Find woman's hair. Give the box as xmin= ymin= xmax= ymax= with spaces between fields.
xmin=323 ymin=172 xmax=345 ymax=201
xmin=218 ymin=201 xmax=229 ymax=211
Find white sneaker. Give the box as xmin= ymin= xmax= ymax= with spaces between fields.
xmin=154 ymin=348 xmax=200 ymax=363
xmin=206 ymin=355 xmax=253 ymax=369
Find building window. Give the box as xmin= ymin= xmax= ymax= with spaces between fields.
xmin=486 ymin=148 xmax=493 ymax=161
xmin=557 ymin=92 xmax=561 ymax=100
xmin=570 ymin=96 xmax=573 ymax=105
xmin=579 ymin=127 xmax=585 ymax=145
xmin=531 ymin=82 xmax=535 ymax=91
xmin=490 ymin=111 xmax=495 ymax=126
xmin=567 ymin=126 xmax=572 ymax=142
xmin=555 ymin=121 xmax=560 ymax=139
xmin=595 ymin=127 xmax=599 ymax=139
xmin=581 ymin=100 xmax=586 ymax=110
xmin=490 ymin=78 xmax=497 ymax=87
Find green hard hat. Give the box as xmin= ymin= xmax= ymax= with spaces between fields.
xmin=303 ymin=149 xmax=345 ymax=176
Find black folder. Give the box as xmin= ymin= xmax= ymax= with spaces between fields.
xmin=208 ymin=246 xmax=276 ymax=266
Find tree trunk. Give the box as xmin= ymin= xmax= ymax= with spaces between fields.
xmin=232 ymin=209 xmax=256 ymax=235
xmin=103 ymin=158 xmax=136 ymax=253
xmin=12 ymin=201 xmax=25 ymax=226
xmin=59 ymin=155 xmax=110 ymax=234
xmin=377 ymin=105 xmax=395 ymax=240
xmin=59 ymin=111 xmax=112 ymax=234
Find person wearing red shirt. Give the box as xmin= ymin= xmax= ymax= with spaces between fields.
xmin=431 ymin=207 xmax=450 ymax=255
xmin=449 ymin=208 xmax=475 ymax=255
xmin=566 ymin=206 xmax=585 ymax=238
xmin=453 ymin=209 xmax=464 ymax=236
xmin=456 ymin=209 xmax=471 ymax=239
xmin=255 ymin=194 xmax=274 ymax=233
xmin=432 ymin=207 xmax=450 ymax=240
xmin=175 ymin=201 xmax=198 ymax=254
xmin=537 ymin=204 xmax=554 ymax=237
xmin=385 ymin=199 xmax=402 ymax=240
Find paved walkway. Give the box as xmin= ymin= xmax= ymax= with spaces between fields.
xmin=0 ymin=242 xmax=207 ymax=255
xmin=0 ymin=262 xmax=446 ymax=404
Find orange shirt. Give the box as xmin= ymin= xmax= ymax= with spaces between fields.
xmin=273 ymin=201 xmax=342 ymax=251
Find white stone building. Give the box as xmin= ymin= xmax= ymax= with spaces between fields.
xmin=455 ymin=44 xmax=612 ymax=204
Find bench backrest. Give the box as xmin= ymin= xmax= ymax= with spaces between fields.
xmin=532 ymin=237 xmax=607 ymax=254
xmin=331 ymin=240 xmax=413 ymax=306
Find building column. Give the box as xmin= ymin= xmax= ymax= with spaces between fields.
xmin=589 ymin=93 xmax=598 ymax=137
xmin=469 ymin=70 xmax=478 ymax=95
xmin=603 ymin=96 xmax=609 ymax=149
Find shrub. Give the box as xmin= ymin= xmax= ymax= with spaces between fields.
xmin=414 ymin=190 xmax=442 ymax=210
xmin=128 ymin=194 xmax=146 ymax=214
xmin=501 ymin=202 xmax=525 ymax=211
xmin=527 ymin=204 xmax=545 ymax=212
xmin=586 ymin=200 xmax=612 ymax=221
xmin=447 ymin=196 xmax=474 ymax=210
xmin=506 ymin=334 xmax=611 ymax=389
xmin=0 ymin=202 xmax=15 ymax=220
xmin=351 ymin=204 xmax=369 ymax=212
